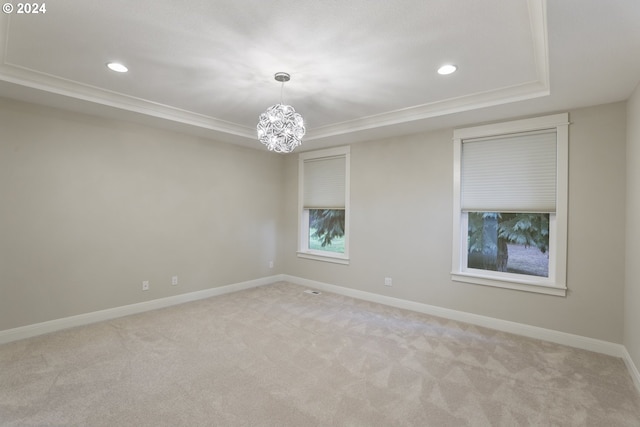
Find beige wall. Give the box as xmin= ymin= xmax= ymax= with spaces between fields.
xmin=0 ymin=96 xmax=630 ymax=346
xmin=0 ymin=98 xmax=284 ymax=331
xmin=282 ymin=102 xmax=627 ymax=343
xmin=625 ymin=84 xmax=640 ymax=368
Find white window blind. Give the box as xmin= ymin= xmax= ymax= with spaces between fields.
xmin=303 ymin=156 xmax=345 ymax=209
xmin=461 ymin=130 xmax=557 ymax=213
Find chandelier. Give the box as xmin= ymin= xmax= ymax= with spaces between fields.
xmin=257 ymin=72 xmax=305 ymax=153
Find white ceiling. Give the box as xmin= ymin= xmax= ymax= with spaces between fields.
xmin=1 ymin=0 xmax=639 ymax=151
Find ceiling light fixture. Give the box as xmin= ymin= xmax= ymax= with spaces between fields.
xmin=106 ymin=62 xmax=128 ymax=73
xmin=437 ymin=64 xmax=457 ymax=75
xmin=257 ymin=72 xmax=305 ymax=153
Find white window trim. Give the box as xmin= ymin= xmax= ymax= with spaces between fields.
xmin=451 ymin=113 xmax=569 ymax=296
xmin=297 ymin=146 xmax=350 ymax=264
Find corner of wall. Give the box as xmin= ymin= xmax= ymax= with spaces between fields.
xmin=625 ymin=81 xmax=640 ymax=390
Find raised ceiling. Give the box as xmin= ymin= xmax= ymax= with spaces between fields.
xmin=1 ymin=0 xmax=639 ymax=151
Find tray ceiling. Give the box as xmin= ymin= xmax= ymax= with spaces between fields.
xmin=1 ymin=0 xmax=639 ymax=150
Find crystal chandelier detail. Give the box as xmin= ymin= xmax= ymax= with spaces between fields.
xmin=257 ymin=72 xmax=305 ymax=153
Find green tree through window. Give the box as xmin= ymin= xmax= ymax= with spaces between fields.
xmin=468 ymin=212 xmax=549 ymax=277
xmin=309 ymin=209 xmax=345 ymax=252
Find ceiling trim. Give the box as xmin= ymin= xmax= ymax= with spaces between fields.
xmin=307 ymin=0 xmax=550 ymax=140
xmin=0 ymin=0 xmax=550 ymax=144
xmin=0 ymin=14 xmax=256 ymax=138
xmin=306 ymin=80 xmax=549 ymax=141
xmin=528 ymin=0 xmax=550 ymax=89
xmin=0 ymin=63 xmax=256 ymax=137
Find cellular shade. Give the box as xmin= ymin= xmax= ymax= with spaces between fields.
xmin=461 ymin=130 xmax=557 ymax=212
xmin=303 ymin=156 xmax=345 ymax=209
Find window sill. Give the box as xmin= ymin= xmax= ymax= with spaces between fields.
xmin=297 ymin=251 xmax=350 ymax=265
xmin=451 ymin=272 xmax=567 ymax=296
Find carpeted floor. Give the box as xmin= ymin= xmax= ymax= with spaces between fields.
xmin=1 ymin=281 xmax=639 ymax=426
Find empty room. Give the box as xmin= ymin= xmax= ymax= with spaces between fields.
xmin=1 ymin=0 xmax=640 ymax=425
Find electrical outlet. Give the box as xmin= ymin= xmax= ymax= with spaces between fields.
xmin=269 ymin=261 xmax=274 ymax=269
xmin=142 ymin=280 xmax=149 ymax=291
xmin=384 ymin=277 xmax=393 ymax=287
xmin=171 ymin=276 xmax=178 ymax=286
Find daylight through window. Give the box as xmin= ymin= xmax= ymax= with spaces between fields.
xmin=298 ymin=146 xmax=350 ymax=264
xmin=452 ymin=114 xmax=568 ymax=296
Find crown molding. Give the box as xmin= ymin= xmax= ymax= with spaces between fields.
xmin=0 ymin=0 xmax=550 ymax=145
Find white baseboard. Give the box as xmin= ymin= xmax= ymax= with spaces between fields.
xmin=0 ymin=275 xmax=284 ymax=345
xmin=623 ymin=348 xmax=640 ymax=394
xmin=282 ymin=274 xmax=626 ymax=358
xmin=2 ymin=272 xmax=637 ymax=394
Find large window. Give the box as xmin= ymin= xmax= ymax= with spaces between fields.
xmin=298 ymin=146 xmax=350 ymax=264
xmin=452 ymin=114 xmax=569 ymax=296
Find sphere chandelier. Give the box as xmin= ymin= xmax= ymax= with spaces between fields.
xmin=257 ymin=72 xmax=305 ymax=153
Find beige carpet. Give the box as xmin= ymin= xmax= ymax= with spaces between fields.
xmin=1 ymin=281 xmax=639 ymax=426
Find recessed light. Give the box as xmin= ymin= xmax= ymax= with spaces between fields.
xmin=106 ymin=62 xmax=128 ymax=73
xmin=437 ymin=64 xmax=457 ymax=75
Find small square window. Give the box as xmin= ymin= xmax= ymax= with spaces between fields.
xmin=467 ymin=212 xmax=549 ymax=278
xmin=308 ymin=209 xmax=346 ymax=254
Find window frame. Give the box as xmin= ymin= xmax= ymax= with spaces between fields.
xmin=451 ymin=113 xmax=569 ymax=296
xmin=297 ymin=146 xmax=350 ymax=264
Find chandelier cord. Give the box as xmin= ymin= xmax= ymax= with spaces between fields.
xmin=280 ymin=80 xmax=284 ymax=105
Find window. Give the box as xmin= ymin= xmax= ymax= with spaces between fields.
xmin=452 ymin=114 xmax=569 ymax=296
xmin=298 ymin=146 xmax=350 ymax=264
